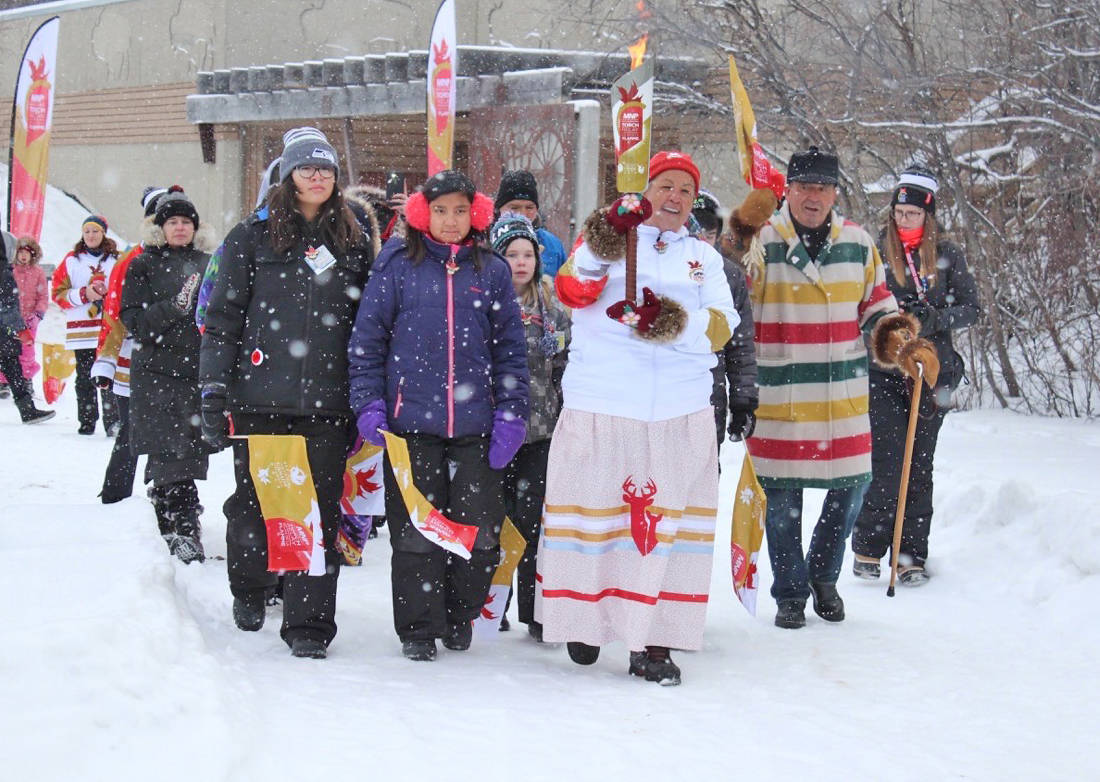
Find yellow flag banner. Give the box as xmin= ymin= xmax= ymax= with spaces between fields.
xmin=41 ymin=342 xmax=74 ymax=404
xmin=730 ymin=452 xmax=767 ymax=616
xmin=340 ymin=439 xmax=385 ymax=517
xmin=473 ymin=517 xmax=526 ymax=636
xmin=381 ymin=430 xmax=479 ymax=559
xmin=727 ymin=54 xmax=786 ymax=201
xmin=247 ymin=434 xmax=325 ymax=575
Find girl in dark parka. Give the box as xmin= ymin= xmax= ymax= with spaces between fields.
xmin=199 ymin=127 xmax=374 ymax=658
xmin=852 ymin=166 xmax=980 ymax=586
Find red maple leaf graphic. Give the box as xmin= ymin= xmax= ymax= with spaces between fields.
xmin=355 ymin=465 xmax=380 ymax=496
xmin=480 ymin=591 xmax=498 ymax=620
xmin=432 ymin=39 xmax=450 ymax=63
xmin=617 ymin=82 xmax=641 ymax=104
xmin=28 ymin=56 xmax=48 ymax=82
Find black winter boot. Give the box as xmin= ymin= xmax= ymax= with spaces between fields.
xmin=148 ymin=485 xmax=175 ymax=541
xmin=567 ymin=641 xmax=600 ymax=665
xmin=161 ymin=482 xmax=205 ymax=564
xmin=233 ymin=593 xmax=266 ymax=631
xmin=290 ymin=637 xmax=327 ymax=659
xmin=442 ymin=621 xmax=473 ymax=651
xmin=402 ymin=639 xmax=437 ymax=662
xmin=775 ymin=599 xmax=807 ymax=629
xmin=628 ymin=647 xmax=682 ymax=686
xmin=14 ymin=395 xmax=55 ymax=424
xmin=809 ymin=581 xmax=845 ymax=622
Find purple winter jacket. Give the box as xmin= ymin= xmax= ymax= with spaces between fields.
xmin=348 ymin=234 xmax=529 ymax=439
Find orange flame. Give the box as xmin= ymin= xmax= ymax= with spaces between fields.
xmin=628 ymin=34 xmax=648 ymax=70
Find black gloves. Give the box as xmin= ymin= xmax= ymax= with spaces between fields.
xmin=200 ymin=382 xmax=231 ymax=451
xmin=901 ymin=301 xmax=939 ymax=336
xmin=727 ymin=403 xmax=757 ymax=442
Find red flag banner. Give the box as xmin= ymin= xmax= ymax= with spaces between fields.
xmin=7 ymin=16 xmax=59 ymax=240
xmin=426 ymin=0 xmax=457 ymax=177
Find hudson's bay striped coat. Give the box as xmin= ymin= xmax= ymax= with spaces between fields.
xmin=745 ymin=203 xmax=897 ymax=489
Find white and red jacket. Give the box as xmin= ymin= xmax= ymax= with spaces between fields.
xmin=555 ymin=223 xmax=738 ymax=422
xmin=90 ymin=245 xmax=141 ymax=397
xmin=51 ymin=250 xmax=117 ymax=350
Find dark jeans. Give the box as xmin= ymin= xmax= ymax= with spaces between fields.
xmin=384 ymin=434 xmax=504 ymax=642
xmin=853 ymin=371 xmax=947 ymax=567
xmin=74 ymin=348 xmax=118 ymax=432
xmin=100 ymin=394 xmax=139 ymax=501
xmin=764 ymin=483 xmax=869 ymax=602
xmin=502 ymin=439 xmax=551 ymax=625
xmin=225 ymin=413 xmax=353 ymax=647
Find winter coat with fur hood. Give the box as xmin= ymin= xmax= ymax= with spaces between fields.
xmin=200 ymin=209 xmax=374 ymax=419
xmin=120 ymin=221 xmax=216 ymax=456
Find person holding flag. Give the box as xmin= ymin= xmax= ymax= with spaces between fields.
xmin=489 ymin=211 xmax=570 ymax=641
xmin=537 ymin=151 xmax=740 ymax=686
xmin=200 ymin=127 xmax=375 ymax=659
xmin=732 ymin=147 xmax=898 ymax=630
xmin=348 ymin=170 xmax=529 ymax=662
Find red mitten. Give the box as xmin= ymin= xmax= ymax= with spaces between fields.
xmin=605 ymin=193 xmax=653 ymax=234
xmin=606 ymin=286 xmax=662 ymax=334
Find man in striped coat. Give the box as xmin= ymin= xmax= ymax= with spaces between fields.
xmin=741 ymin=147 xmax=897 ymax=630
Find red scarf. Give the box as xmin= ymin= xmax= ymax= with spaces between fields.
xmin=897 ymin=225 xmax=924 ymax=252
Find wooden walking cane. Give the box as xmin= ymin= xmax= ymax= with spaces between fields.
xmin=871 ymin=312 xmax=940 ymax=597
xmin=887 ymin=362 xmax=924 ymax=597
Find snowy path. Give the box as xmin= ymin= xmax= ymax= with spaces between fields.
xmin=3 ymin=401 xmax=1096 ymax=781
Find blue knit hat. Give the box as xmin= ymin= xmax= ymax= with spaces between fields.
xmin=279 ymin=127 xmax=339 ymax=183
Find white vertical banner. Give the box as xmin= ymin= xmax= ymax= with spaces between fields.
xmin=426 ymin=0 xmax=457 ymax=176
xmin=7 ymin=15 xmax=60 ymax=239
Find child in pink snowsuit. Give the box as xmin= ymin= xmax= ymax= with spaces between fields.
xmin=9 ymin=237 xmax=47 ymax=378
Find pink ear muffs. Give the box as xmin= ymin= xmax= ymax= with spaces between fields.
xmin=404 ymin=191 xmax=431 ymax=233
xmin=470 ymin=192 xmax=495 ymax=232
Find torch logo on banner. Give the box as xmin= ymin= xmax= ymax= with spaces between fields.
xmin=431 ymin=40 xmax=453 ymax=134
xmin=24 ymin=57 xmax=51 ymax=145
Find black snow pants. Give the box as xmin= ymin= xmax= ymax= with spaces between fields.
xmin=502 ymin=439 xmax=551 ymax=626
xmin=74 ymin=348 xmax=117 ymax=432
xmin=852 ymin=370 xmax=946 ymax=568
xmin=0 ymin=334 xmax=30 ymax=401
xmin=224 ymin=413 xmax=353 ymax=648
xmin=384 ymin=434 xmax=504 ymax=642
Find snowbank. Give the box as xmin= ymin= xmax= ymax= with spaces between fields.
xmin=1 ymin=402 xmax=1096 ymax=781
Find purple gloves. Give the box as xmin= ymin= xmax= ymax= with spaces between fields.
xmin=488 ymin=410 xmax=526 ymax=470
xmin=357 ymin=399 xmax=390 ymax=447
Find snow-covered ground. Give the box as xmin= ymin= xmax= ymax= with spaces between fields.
xmin=2 ymin=389 xmax=1096 ymax=781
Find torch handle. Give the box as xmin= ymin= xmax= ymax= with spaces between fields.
xmin=625 ymin=226 xmax=638 ymax=305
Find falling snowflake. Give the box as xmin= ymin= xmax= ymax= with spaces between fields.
xmin=739 ymin=487 xmax=755 ymax=505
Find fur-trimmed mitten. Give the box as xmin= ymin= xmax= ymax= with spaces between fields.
xmin=582 ymin=207 xmax=627 ymax=262
xmin=871 ymin=312 xmax=920 ymax=369
xmin=728 ymin=189 xmax=778 ymax=240
xmin=898 ymin=339 xmax=940 ymax=388
xmin=605 ymin=286 xmax=688 ymax=343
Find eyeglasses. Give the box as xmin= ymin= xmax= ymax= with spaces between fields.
xmin=893 ymin=208 xmax=925 ymax=223
xmin=296 ymin=165 xmax=336 ymax=180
